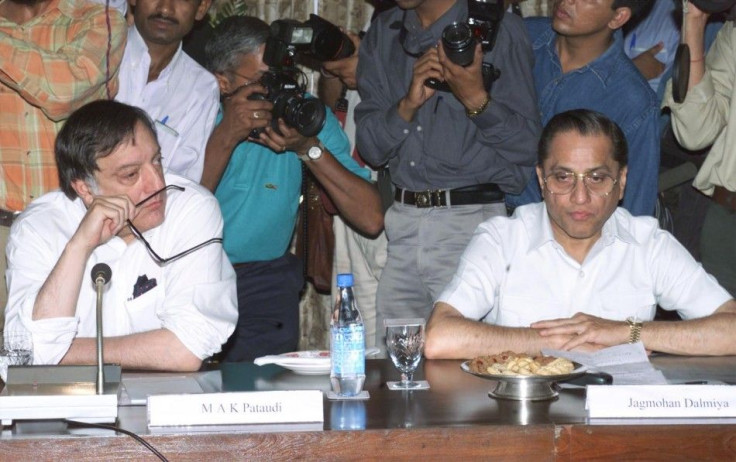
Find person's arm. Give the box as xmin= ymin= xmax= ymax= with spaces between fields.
xmin=664 ymin=7 xmax=733 ymax=150
xmin=532 ymin=300 xmax=736 ymax=356
xmin=354 ymin=18 xmax=430 ymax=167
xmin=61 ymin=329 xmax=202 ymax=371
xmin=260 ymin=119 xmax=384 ymax=237
xmin=200 ymin=83 xmax=273 ymax=192
xmin=424 ymin=302 xmax=577 ymax=359
xmin=0 ymin=6 xmax=126 ymax=120
xmin=33 ymin=195 xmax=135 ymax=321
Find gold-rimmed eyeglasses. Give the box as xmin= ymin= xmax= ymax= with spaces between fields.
xmin=542 ymin=171 xmax=619 ymax=197
xmin=127 ymin=185 xmax=223 ymax=264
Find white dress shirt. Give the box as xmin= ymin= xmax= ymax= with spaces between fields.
xmin=439 ymin=203 xmax=731 ymax=326
xmin=116 ymin=26 xmax=219 ymax=182
xmin=5 ymin=174 xmax=237 ymax=365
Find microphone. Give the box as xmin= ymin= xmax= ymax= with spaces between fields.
xmin=91 ymin=263 xmax=112 ymax=285
xmin=91 ymin=263 xmax=112 ymax=394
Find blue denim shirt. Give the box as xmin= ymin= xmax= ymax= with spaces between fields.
xmin=506 ymin=18 xmax=660 ymax=217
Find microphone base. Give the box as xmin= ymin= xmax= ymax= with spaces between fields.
xmin=0 ymin=365 xmax=121 ymax=427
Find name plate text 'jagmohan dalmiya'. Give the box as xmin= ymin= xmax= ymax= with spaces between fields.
xmin=147 ymin=390 xmax=323 ymax=427
xmin=587 ymin=385 xmax=736 ymax=418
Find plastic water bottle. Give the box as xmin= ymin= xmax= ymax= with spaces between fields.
xmin=330 ymin=273 xmax=365 ymax=396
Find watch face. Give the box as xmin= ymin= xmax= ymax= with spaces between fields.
xmin=307 ymin=145 xmax=323 ymax=160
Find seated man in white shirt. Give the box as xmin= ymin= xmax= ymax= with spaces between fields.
xmin=4 ymin=100 xmax=237 ymax=371
xmin=425 ymin=109 xmax=736 ymax=359
xmin=116 ymin=0 xmax=219 ymax=182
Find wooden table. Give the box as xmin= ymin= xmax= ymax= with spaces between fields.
xmin=1 ymin=355 xmax=736 ymax=461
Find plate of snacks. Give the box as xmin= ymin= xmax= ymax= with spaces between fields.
xmin=461 ymin=352 xmax=586 ymax=401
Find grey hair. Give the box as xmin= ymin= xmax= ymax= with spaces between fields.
xmin=204 ymin=15 xmax=271 ymax=74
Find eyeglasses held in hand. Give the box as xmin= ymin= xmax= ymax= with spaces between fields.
xmin=542 ymin=171 xmax=619 ymax=197
xmin=127 ymin=185 xmax=223 ymax=264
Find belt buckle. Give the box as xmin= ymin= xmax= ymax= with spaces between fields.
xmin=415 ymin=190 xmax=445 ymax=208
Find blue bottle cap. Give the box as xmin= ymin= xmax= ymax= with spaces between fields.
xmin=336 ymin=273 xmax=354 ymax=287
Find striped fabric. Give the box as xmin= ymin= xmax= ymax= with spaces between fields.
xmin=0 ymin=0 xmax=126 ymax=211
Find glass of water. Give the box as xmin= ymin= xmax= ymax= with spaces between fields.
xmin=0 ymin=329 xmax=33 ymax=383
xmin=385 ymin=318 xmax=425 ymax=389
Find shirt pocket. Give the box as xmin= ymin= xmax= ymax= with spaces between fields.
xmin=599 ymin=289 xmax=656 ymax=321
xmin=124 ymin=284 xmax=164 ymax=332
xmin=497 ymin=294 xmax=567 ymax=327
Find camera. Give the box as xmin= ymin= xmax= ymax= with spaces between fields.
xmin=425 ymin=0 xmax=504 ymax=92
xmin=248 ymin=70 xmax=326 ymax=138
xmin=249 ymin=15 xmax=351 ymax=138
xmin=264 ymin=14 xmax=355 ymax=68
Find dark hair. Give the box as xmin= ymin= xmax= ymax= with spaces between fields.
xmin=538 ymin=109 xmax=628 ymax=168
xmin=55 ymin=100 xmax=156 ymax=199
xmin=204 ymin=16 xmax=270 ymax=75
xmin=612 ymin=0 xmax=652 ymax=21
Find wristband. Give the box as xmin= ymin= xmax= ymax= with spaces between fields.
xmin=626 ymin=317 xmax=643 ymax=343
xmin=466 ymin=94 xmax=491 ymax=118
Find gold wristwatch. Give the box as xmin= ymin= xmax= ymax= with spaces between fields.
xmin=626 ymin=317 xmax=643 ymax=343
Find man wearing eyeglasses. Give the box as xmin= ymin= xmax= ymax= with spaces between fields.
xmin=4 ymin=100 xmax=238 ymax=371
xmin=424 ymin=109 xmax=736 ymax=358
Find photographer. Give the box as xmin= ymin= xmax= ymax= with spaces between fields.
xmin=202 ymin=16 xmax=383 ymax=361
xmin=355 ymin=0 xmax=541 ymax=344
xmin=663 ymin=2 xmax=736 ymax=297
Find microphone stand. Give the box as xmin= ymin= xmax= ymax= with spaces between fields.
xmin=91 ymin=263 xmax=112 ymax=395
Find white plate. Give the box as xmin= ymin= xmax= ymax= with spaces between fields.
xmin=274 ymin=351 xmax=330 ymax=375
xmin=272 ymin=348 xmax=380 ymax=376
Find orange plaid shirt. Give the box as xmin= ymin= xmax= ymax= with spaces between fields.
xmin=0 ymin=0 xmax=126 ymax=211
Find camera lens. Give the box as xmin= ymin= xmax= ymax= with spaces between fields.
xmin=282 ymin=96 xmax=326 ymax=137
xmin=442 ymin=22 xmax=475 ymax=67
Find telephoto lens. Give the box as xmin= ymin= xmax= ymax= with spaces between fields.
xmin=442 ymin=22 xmax=475 ymax=67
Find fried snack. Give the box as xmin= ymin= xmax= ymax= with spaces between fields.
xmin=468 ymin=352 xmax=574 ymax=376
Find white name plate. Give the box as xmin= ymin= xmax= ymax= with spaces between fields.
xmin=147 ymin=390 xmax=324 ymax=427
xmin=587 ymin=385 xmax=736 ymax=418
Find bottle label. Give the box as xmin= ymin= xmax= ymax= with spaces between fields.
xmin=331 ymin=324 xmax=365 ymax=375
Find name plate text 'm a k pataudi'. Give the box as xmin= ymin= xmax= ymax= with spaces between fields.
xmin=586 ymin=385 xmax=736 ymax=418
xmin=147 ymin=390 xmax=323 ymax=427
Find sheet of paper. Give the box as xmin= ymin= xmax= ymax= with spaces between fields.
xmin=543 ymin=342 xmax=668 ymax=385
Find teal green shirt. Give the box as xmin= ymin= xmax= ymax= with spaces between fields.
xmin=215 ymin=106 xmax=370 ymax=264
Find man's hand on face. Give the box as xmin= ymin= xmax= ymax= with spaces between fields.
xmin=220 ymin=83 xmax=274 ymax=146
xmin=531 ymin=312 xmax=631 ymax=351
xmin=258 ymin=120 xmax=314 ymax=155
xmin=321 ymin=30 xmax=362 ymax=90
xmin=73 ymin=195 xmax=137 ymax=254
xmin=439 ymin=42 xmax=488 ymax=110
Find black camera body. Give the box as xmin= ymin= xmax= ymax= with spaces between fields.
xmin=425 ymin=0 xmax=504 ymax=92
xmin=248 ymin=70 xmax=326 ymax=138
xmin=264 ymin=14 xmax=355 ymax=68
xmin=251 ymin=14 xmax=350 ymax=138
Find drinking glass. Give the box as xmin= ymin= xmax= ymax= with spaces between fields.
xmin=385 ymin=318 xmax=425 ymax=389
xmin=0 ymin=329 xmax=33 ymax=383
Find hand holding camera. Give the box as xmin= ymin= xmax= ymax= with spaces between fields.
xmin=219 ymin=83 xmax=274 ymax=146
xmin=259 ymin=120 xmax=316 ymax=155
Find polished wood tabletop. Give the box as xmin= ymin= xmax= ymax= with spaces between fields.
xmin=1 ymin=355 xmax=736 ymax=461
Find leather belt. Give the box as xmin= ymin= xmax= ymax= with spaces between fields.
xmin=0 ymin=209 xmax=20 ymax=227
xmin=712 ymin=185 xmax=736 ymax=213
xmin=394 ymin=184 xmax=504 ymax=208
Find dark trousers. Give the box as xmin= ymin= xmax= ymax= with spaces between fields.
xmin=220 ymin=253 xmax=304 ymax=362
